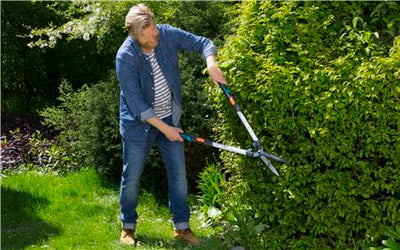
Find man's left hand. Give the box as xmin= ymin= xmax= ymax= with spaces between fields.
xmin=206 ymin=55 xmax=227 ymax=86
xmin=208 ymin=64 xmax=227 ymax=86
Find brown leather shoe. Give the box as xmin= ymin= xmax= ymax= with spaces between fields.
xmin=120 ymin=229 xmax=135 ymax=246
xmin=174 ymin=228 xmax=200 ymax=246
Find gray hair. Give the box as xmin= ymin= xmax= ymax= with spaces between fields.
xmin=125 ymin=4 xmax=155 ymax=38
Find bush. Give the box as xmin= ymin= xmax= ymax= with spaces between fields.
xmin=40 ymin=75 xmax=121 ymax=180
xmin=212 ymin=1 xmax=400 ymax=249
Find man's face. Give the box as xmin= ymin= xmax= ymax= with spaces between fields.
xmin=137 ymin=22 xmax=159 ymax=53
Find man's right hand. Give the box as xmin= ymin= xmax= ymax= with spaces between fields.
xmin=146 ymin=116 xmax=184 ymax=142
xmin=163 ymin=126 xmax=184 ymax=142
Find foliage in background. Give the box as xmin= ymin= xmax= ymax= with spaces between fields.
xmin=212 ymin=1 xmax=400 ymax=249
xmin=1 ymin=1 xmax=110 ymax=114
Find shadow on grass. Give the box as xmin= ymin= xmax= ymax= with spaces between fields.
xmin=1 ymin=187 xmax=60 ymax=250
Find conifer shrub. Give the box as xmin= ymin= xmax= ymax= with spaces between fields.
xmin=212 ymin=1 xmax=400 ymax=248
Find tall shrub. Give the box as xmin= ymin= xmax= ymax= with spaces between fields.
xmin=213 ymin=1 xmax=400 ymax=248
xmin=40 ymin=75 xmax=121 ymax=179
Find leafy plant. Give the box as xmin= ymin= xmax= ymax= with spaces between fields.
xmin=1 ymin=128 xmax=78 ymax=174
xmin=370 ymin=227 xmax=400 ymax=250
xmin=382 ymin=227 xmax=400 ymax=250
xmin=223 ymin=196 xmax=270 ymax=250
xmin=212 ymin=1 xmax=400 ymax=248
xmin=198 ymin=163 xmax=225 ymax=216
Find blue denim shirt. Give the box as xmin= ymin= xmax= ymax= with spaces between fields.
xmin=116 ymin=24 xmax=216 ymax=140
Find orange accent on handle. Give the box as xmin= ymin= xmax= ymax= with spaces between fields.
xmin=196 ymin=137 xmax=205 ymax=143
xmin=229 ymin=97 xmax=236 ymax=106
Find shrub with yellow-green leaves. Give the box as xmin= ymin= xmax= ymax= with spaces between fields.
xmin=212 ymin=1 xmax=400 ymax=249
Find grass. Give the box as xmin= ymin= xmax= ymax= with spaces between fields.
xmin=1 ymin=168 xmax=226 ymax=249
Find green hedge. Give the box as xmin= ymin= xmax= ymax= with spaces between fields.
xmin=212 ymin=1 xmax=400 ymax=249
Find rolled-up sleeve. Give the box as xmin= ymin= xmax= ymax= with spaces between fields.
xmin=116 ymin=57 xmax=155 ymax=122
xmin=140 ymin=107 xmax=156 ymax=121
xmin=168 ymin=25 xmax=217 ymax=61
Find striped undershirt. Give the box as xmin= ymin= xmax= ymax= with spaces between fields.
xmin=145 ymin=50 xmax=172 ymax=119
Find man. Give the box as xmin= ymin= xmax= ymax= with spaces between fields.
xmin=115 ymin=4 xmax=226 ymax=246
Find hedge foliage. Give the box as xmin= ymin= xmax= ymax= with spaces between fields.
xmin=212 ymin=1 xmax=400 ymax=248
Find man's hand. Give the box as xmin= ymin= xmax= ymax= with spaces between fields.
xmin=206 ymin=55 xmax=227 ymax=86
xmin=163 ymin=126 xmax=184 ymax=142
xmin=146 ymin=116 xmax=184 ymax=142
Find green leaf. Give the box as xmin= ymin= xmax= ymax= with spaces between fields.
xmin=382 ymin=239 xmax=400 ymax=249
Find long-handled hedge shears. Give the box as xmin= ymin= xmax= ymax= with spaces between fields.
xmin=181 ymin=82 xmax=288 ymax=176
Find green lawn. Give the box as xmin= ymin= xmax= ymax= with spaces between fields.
xmin=1 ymin=168 xmax=226 ymax=249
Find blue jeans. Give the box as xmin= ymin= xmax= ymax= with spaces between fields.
xmin=120 ymin=116 xmax=190 ymax=230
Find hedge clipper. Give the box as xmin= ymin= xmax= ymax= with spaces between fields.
xmin=180 ymin=82 xmax=288 ymax=176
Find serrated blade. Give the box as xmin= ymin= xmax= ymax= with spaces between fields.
xmin=260 ymin=155 xmax=280 ymax=176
